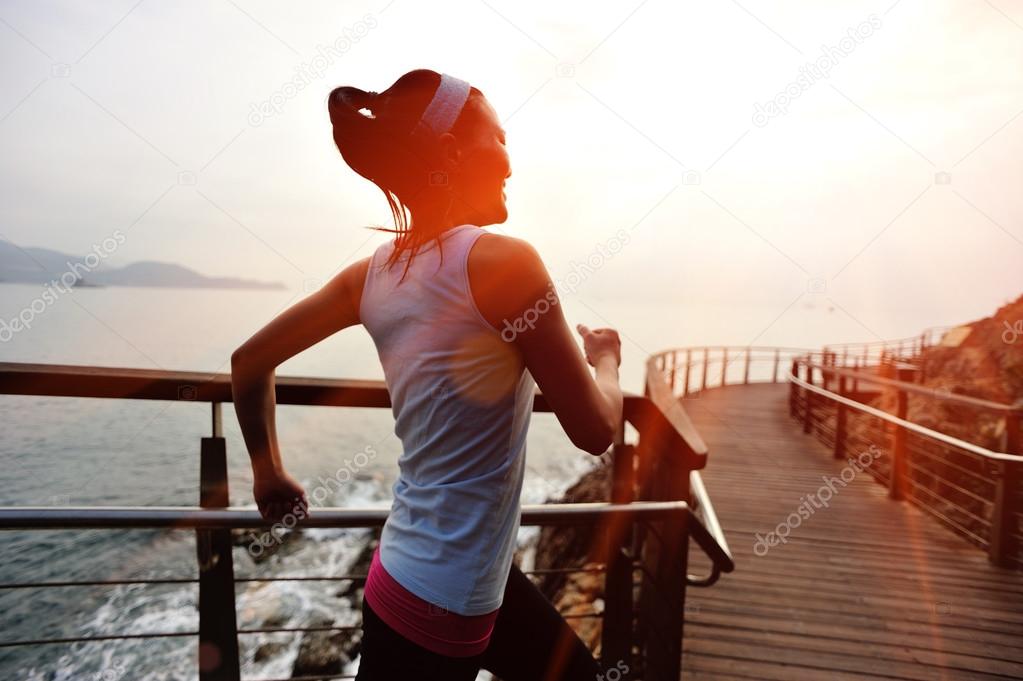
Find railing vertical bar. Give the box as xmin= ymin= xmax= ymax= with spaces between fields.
xmin=701 ymin=348 xmax=709 ymax=392
xmin=683 ymin=349 xmax=691 ymax=397
xmin=789 ymin=359 xmax=799 ymax=417
xmin=889 ymin=384 xmax=908 ymax=500
xmin=743 ymin=347 xmax=751 ymax=385
xmin=602 ymin=428 xmax=634 ymax=671
xmin=197 ymin=428 xmax=240 ymax=681
xmin=720 ymin=348 xmax=728 ymax=388
xmin=802 ymin=361 xmax=813 ymax=434
xmin=834 ymin=375 xmax=847 ymax=460
xmin=668 ymin=351 xmax=677 ymax=395
xmin=990 ymin=409 xmax=1022 ymax=566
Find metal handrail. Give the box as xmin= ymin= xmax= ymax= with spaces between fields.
xmin=0 ymin=500 xmax=736 ymax=588
xmin=788 ymin=371 xmax=1022 ymax=463
xmin=802 ymin=359 xmax=1018 ymax=413
xmin=822 ymin=325 xmax=952 ymax=353
xmin=686 ymin=471 xmax=734 ymax=587
xmin=0 ymin=501 xmax=692 ymax=530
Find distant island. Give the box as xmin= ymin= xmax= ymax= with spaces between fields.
xmin=0 ymin=241 xmax=286 ymax=290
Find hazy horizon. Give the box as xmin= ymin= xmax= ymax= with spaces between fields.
xmin=2 ymin=0 xmax=1022 ymax=352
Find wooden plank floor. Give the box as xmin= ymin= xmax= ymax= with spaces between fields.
xmin=679 ymin=383 xmax=1023 ymax=681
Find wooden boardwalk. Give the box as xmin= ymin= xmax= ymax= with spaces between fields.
xmin=680 ymin=383 xmax=1023 ymax=681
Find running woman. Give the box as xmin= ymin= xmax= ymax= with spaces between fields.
xmin=231 ymin=69 xmax=624 ymax=680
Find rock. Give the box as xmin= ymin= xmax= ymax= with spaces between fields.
xmin=844 ymin=293 xmax=1023 ymax=544
xmin=291 ymin=615 xmax=362 ymax=678
xmin=335 ymin=529 xmax=381 ymax=600
xmin=238 ymin=581 xmax=291 ymax=631
xmin=532 ymin=459 xmax=613 ymax=652
xmin=254 ymin=641 xmax=287 ymax=663
xmin=289 ymin=530 xmax=381 ymax=678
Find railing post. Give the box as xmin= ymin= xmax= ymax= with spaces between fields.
xmin=683 ymin=349 xmax=691 ymax=397
xmin=720 ymin=348 xmax=728 ymax=387
xmin=789 ymin=359 xmax=798 ymax=417
xmin=802 ymin=362 xmax=814 ymax=434
xmin=888 ymin=388 xmax=908 ymax=500
xmin=668 ymin=351 xmax=677 ymax=395
xmin=990 ymin=408 xmax=1022 ymax=567
xmin=602 ymin=424 xmax=634 ymax=671
xmin=634 ymin=448 xmax=689 ymax=681
xmin=743 ymin=347 xmax=751 ymax=385
xmin=701 ymin=348 xmax=709 ymax=392
xmin=772 ymin=348 xmax=780 ymax=383
xmin=834 ymin=375 xmax=847 ymax=460
xmin=197 ymin=402 xmax=240 ymax=681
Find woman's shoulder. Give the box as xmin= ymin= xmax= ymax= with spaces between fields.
xmin=468 ymin=231 xmax=553 ymax=329
xmin=470 ymin=231 xmax=546 ymax=279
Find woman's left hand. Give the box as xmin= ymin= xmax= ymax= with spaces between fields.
xmin=253 ymin=469 xmax=309 ymax=524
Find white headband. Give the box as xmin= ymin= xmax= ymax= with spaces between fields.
xmin=411 ymin=73 xmax=471 ymax=140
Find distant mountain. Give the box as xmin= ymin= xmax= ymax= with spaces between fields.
xmin=0 ymin=241 xmax=286 ymax=290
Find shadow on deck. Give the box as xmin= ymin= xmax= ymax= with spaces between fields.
xmin=682 ymin=383 xmax=1023 ymax=681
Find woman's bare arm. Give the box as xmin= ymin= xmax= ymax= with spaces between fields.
xmin=231 ymin=257 xmax=369 ymax=519
xmin=468 ymin=234 xmax=623 ymax=455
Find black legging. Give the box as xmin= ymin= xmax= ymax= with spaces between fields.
xmin=355 ymin=562 xmax=608 ymax=680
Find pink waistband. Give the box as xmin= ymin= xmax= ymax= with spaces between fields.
xmin=362 ymin=545 xmax=499 ymax=657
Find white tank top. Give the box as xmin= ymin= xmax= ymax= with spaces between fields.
xmin=360 ymin=223 xmax=535 ymax=615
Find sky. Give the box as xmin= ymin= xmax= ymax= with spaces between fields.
xmin=1 ymin=0 xmax=1021 ymax=347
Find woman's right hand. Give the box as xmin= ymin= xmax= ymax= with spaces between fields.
xmin=575 ymin=324 xmax=622 ymax=368
xmin=253 ymin=469 xmax=309 ymax=524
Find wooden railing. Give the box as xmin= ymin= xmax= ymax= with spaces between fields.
xmin=0 ymin=360 xmax=734 ymax=681
xmin=821 ymin=325 xmax=951 ymax=368
xmin=789 ymin=355 xmax=1023 ymax=570
xmin=649 ymin=346 xmax=814 ymax=396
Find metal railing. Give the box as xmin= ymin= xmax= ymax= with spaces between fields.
xmin=649 ymin=346 xmax=813 ymax=396
xmin=0 ymin=360 xmax=735 ymax=681
xmin=821 ymin=325 xmax=952 ymax=368
xmin=789 ymin=355 xmax=1023 ymax=569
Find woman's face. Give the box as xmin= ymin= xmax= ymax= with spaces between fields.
xmin=445 ymin=95 xmax=511 ymax=227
